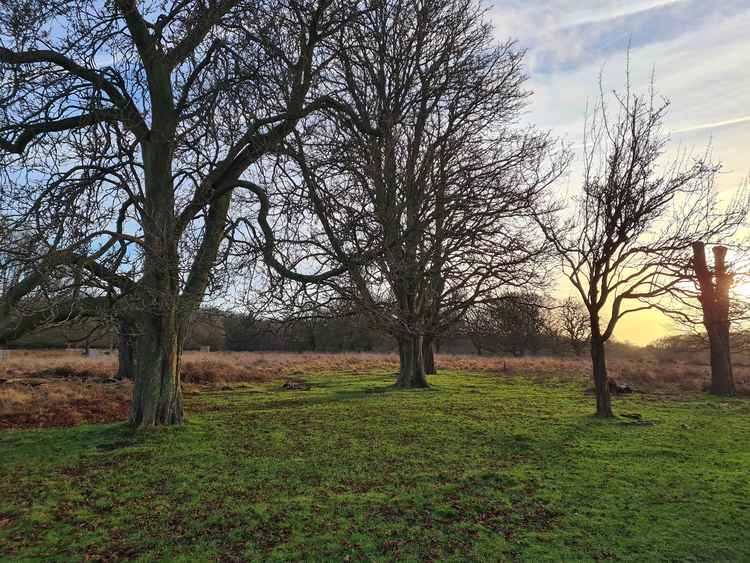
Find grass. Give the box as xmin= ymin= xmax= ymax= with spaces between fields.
xmin=2 ymin=370 xmax=750 ymax=561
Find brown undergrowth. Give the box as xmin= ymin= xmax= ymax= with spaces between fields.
xmin=1 ymin=350 xmax=747 ymax=430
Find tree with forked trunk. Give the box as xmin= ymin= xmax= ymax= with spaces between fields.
xmin=686 ymin=242 xmax=738 ymax=395
xmin=655 ymin=238 xmax=750 ymax=395
xmin=536 ymin=73 xmax=749 ymax=417
xmin=236 ymin=0 xmax=564 ymax=388
xmin=0 ymin=0 xmax=361 ymax=426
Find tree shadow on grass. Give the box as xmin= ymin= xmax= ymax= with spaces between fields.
xmin=239 ymin=380 xmax=442 ymax=412
xmin=0 ymin=420 xmax=189 ymax=469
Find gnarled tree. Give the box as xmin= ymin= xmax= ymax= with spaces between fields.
xmin=0 ymin=0 xmax=357 ymax=426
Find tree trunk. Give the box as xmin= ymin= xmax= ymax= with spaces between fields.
xmin=692 ymin=242 xmax=736 ymax=396
xmin=590 ymin=336 xmax=613 ymax=417
xmin=471 ymin=336 xmax=482 ymax=356
xmin=423 ymin=336 xmax=436 ymax=375
xmin=129 ymin=312 xmax=184 ymax=427
xmin=396 ymin=334 xmax=428 ymax=388
xmin=129 ymin=129 xmax=185 ymax=427
xmin=116 ymin=319 xmax=135 ymax=380
xmin=707 ymin=322 xmax=735 ymax=395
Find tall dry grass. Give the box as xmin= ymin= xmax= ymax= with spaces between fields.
xmin=0 ymin=350 xmax=398 ymax=383
xmin=0 ymin=348 xmax=117 ymax=380
xmin=0 ymin=379 xmax=131 ymax=429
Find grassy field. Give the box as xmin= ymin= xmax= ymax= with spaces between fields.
xmin=2 ymin=370 xmax=749 ymax=561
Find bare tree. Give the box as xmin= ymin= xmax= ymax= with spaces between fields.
xmin=537 ymin=74 xmax=748 ymax=417
xmin=485 ymin=292 xmax=549 ymax=356
xmin=555 ymin=296 xmax=590 ymax=356
xmin=238 ymin=0 xmax=564 ymax=387
xmin=463 ymin=303 xmax=493 ymax=356
xmin=0 ymin=0 xmax=358 ymax=426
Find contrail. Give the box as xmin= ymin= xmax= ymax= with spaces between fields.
xmin=561 ymin=0 xmax=686 ymax=29
xmin=673 ymin=115 xmax=750 ymax=134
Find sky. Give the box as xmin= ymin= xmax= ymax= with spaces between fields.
xmin=489 ymin=0 xmax=750 ymax=345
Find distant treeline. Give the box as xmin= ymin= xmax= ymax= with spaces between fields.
xmin=7 ymin=303 xmax=726 ymax=366
xmin=5 ymin=305 xmax=557 ymax=354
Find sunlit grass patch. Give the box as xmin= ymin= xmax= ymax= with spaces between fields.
xmin=1 ymin=371 xmax=749 ymax=561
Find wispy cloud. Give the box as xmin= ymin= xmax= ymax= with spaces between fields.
xmin=492 ymin=0 xmax=750 ymax=74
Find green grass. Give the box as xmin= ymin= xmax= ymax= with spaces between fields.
xmin=2 ymin=371 xmax=750 ymax=562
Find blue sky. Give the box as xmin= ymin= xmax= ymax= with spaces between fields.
xmin=489 ymin=0 xmax=750 ymax=344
